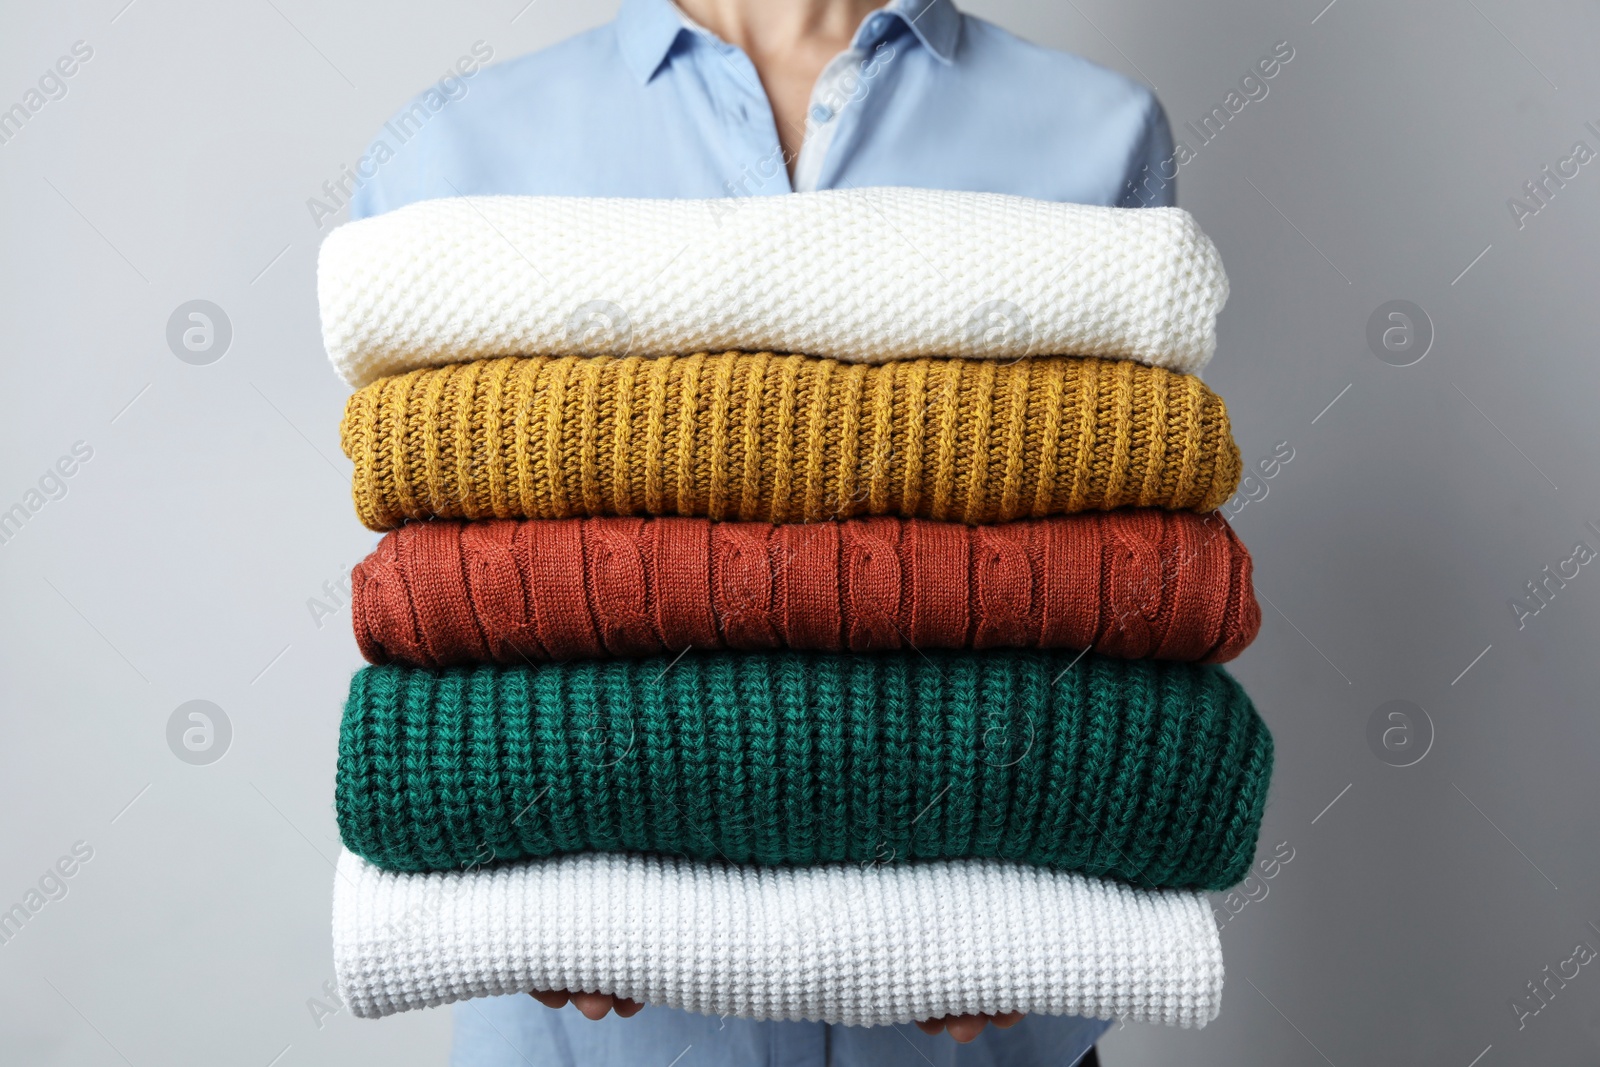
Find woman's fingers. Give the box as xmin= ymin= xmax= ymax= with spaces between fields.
xmin=529 ymin=990 xmax=645 ymax=1021
xmin=944 ymin=1014 xmax=990 ymax=1043
xmin=528 ymin=990 xmax=570 ymax=1010
xmin=536 ymin=993 xmax=1014 ymax=1034
xmin=918 ymin=1012 xmax=1025 ymax=1042
xmin=569 ymin=991 xmax=618 ymax=1020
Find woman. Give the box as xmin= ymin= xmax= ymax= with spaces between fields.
xmin=350 ymin=1 xmax=1175 ymax=1062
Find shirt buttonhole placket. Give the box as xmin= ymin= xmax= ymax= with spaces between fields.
xmin=794 ymin=49 xmax=866 ymax=192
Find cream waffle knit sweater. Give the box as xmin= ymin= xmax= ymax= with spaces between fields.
xmin=318 ymin=188 xmax=1229 ymax=387
xmin=332 ymin=849 xmax=1225 ymax=1027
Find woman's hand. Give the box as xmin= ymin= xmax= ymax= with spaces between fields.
xmin=914 ymin=1012 xmax=1026 ymax=1043
xmin=529 ymin=990 xmax=645 ymax=1020
xmin=530 ymin=991 xmax=1022 ymax=1043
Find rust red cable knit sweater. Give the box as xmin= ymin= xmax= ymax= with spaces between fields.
xmin=351 ymin=512 xmax=1259 ymax=666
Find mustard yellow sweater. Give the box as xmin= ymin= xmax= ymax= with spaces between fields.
xmin=340 ymin=353 xmax=1240 ymax=531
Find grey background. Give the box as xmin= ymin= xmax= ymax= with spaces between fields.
xmin=2 ymin=0 xmax=1597 ymax=1063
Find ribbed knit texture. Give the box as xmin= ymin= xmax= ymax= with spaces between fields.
xmin=336 ymin=650 xmax=1272 ymax=890
xmin=332 ymin=848 xmax=1226 ymax=1026
xmin=317 ymin=188 xmax=1230 ymax=387
xmin=352 ymin=512 xmax=1260 ymax=667
xmin=340 ymin=353 xmax=1241 ymax=530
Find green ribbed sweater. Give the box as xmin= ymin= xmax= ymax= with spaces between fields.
xmin=336 ymin=649 xmax=1272 ymax=890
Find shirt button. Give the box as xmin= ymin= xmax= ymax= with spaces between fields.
xmin=810 ymin=104 xmax=834 ymax=123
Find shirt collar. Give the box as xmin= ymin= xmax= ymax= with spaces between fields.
xmin=615 ymin=0 xmax=960 ymax=84
xmin=858 ymin=0 xmax=960 ymax=64
xmin=614 ymin=0 xmax=693 ymax=84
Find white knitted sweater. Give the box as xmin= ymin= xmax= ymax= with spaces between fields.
xmin=318 ymin=188 xmax=1229 ymax=387
xmin=332 ymin=849 xmax=1224 ymax=1028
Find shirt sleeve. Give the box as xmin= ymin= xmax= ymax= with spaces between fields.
xmin=347 ymin=104 xmax=427 ymax=222
xmin=347 ymin=82 xmax=465 ymax=221
xmin=1116 ymin=92 xmax=1177 ymax=208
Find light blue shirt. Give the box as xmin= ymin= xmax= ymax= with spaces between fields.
xmin=350 ymin=1 xmax=1172 ymax=1062
xmin=349 ymin=0 xmax=1174 ymax=214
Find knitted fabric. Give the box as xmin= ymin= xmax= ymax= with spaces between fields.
xmin=351 ymin=512 xmax=1260 ymax=667
xmin=336 ymin=650 xmax=1272 ymax=889
xmin=340 ymin=353 xmax=1241 ymax=531
xmin=317 ymin=188 xmax=1229 ymax=387
xmin=332 ymin=848 xmax=1225 ymax=1026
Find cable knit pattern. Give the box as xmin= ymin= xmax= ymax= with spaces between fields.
xmin=336 ymin=650 xmax=1272 ymax=889
xmin=332 ymin=848 xmax=1225 ymax=1026
xmin=352 ymin=512 xmax=1260 ymax=667
xmin=339 ymin=353 xmax=1241 ymax=530
xmin=318 ymin=189 xmax=1230 ymax=387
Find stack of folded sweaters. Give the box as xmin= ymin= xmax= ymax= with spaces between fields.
xmin=317 ymin=188 xmax=1271 ymax=1030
